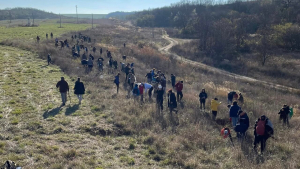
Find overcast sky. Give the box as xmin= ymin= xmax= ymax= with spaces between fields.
xmin=0 ymin=0 xmax=182 ymax=14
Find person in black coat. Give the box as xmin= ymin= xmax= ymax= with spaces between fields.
xmin=199 ymin=89 xmax=208 ymax=110
xmin=168 ymin=89 xmax=178 ymax=114
xmin=234 ymin=110 xmax=249 ymax=138
xmin=74 ymin=77 xmax=85 ymax=104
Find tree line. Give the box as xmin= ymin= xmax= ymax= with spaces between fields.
xmin=129 ymin=0 xmax=300 ymax=65
xmin=0 ymin=8 xmax=58 ymax=21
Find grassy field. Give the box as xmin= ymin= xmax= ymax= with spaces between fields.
xmin=1 ymin=21 xmax=300 ymax=168
xmin=0 ymin=20 xmax=91 ymax=42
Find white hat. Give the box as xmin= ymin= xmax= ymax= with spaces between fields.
xmin=158 ymin=85 xmax=162 ymax=89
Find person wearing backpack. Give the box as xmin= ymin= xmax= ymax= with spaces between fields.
xmin=74 ymin=78 xmax=85 ymax=104
xmin=229 ymin=101 xmax=240 ymax=127
xmin=278 ymin=104 xmax=290 ymax=126
xmin=228 ymin=91 xmax=236 ymax=104
xmin=199 ymin=89 xmax=208 ymax=111
xmin=211 ymin=98 xmax=221 ymax=120
xmin=234 ymin=110 xmax=249 ymax=138
xmin=253 ymin=115 xmax=274 ymax=154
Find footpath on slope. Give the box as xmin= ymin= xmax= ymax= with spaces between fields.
xmin=159 ymin=34 xmax=300 ymax=93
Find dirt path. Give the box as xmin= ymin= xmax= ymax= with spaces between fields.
xmin=160 ymin=34 xmax=300 ymax=93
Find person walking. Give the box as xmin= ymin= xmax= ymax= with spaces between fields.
xmin=211 ymin=98 xmax=221 ymax=120
xmin=168 ymin=89 xmax=178 ymax=114
xmin=278 ymin=104 xmax=290 ymax=126
xmin=234 ymin=110 xmax=249 ymax=139
xmin=47 ymin=53 xmax=52 ymax=65
xmin=228 ymin=91 xmax=236 ymax=104
xmin=175 ymin=81 xmax=183 ymax=102
xmin=199 ymin=89 xmax=208 ymax=110
xmin=253 ymin=115 xmax=274 ymax=154
xmin=56 ymin=77 xmax=69 ymax=106
xmin=238 ymin=93 xmax=244 ymax=105
xmin=114 ymin=73 xmax=120 ymax=94
xmin=229 ymin=101 xmax=240 ymax=127
xmin=128 ymin=72 xmax=136 ymax=90
xmin=46 ymin=33 xmax=48 ymax=39
xmin=124 ymin=64 xmax=131 ymax=81
xmin=171 ymin=74 xmax=176 ymax=88
xmin=87 ymin=57 xmax=93 ymax=71
xmin=50 ymin=32 xmax=53 ymax=39
xmin=145 ymin=71 xmax=153 ymax=83
xmin=74 ymin=78 xmax=85 ymax=104
xmin=156 ymin=85 xmax=164 ymax=112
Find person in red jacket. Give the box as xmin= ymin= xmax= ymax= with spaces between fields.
xmin=175 ymin=81 xmax=183 ymax=102
xmin=139 ymin=83 xmax=144 ymax=102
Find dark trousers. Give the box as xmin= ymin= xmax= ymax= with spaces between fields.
xmin=172 ymin=81 xmax=175 ymax=88
xmin=116 ymin=83 xmax=119 ymax=93
xmin=177 ymin=91 xmax=183 ymax=102
xmin=149 ymin=87 xmax=153 ymax=99
xmin=200 ymin=99 xmax=206 ymax=110
xmin=157 ymin=99 xmax=163 ymax=110
xmin=254 ymin=135 xmax=267 ymax=153
xmin=212 ymin=111 xmax=217 ymax=120
xmin=125 ymin=73 xmax=129 ymax=81
xmin=280 ymin=115 xmax=289 ymax=126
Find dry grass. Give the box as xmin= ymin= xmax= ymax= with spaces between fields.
xmin=170 ymin=40 xmax=300 ymax=89
xmin=1 ymin=22 xmax=300 ymax=168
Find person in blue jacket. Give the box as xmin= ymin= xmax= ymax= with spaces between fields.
xmin=229 ymin=101 xmax=241 ymax=127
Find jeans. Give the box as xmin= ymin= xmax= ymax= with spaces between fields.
xmin=231 ymin=117 xmax=238 ymax=127
xmin=147 ymin=78 xmax=152 ymax=83
xmin=61 ymin=92 xmax=67 ymax=104
xmin=77 ymin=94 xmax=82 ymax=103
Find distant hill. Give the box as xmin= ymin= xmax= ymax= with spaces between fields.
xmin=0 ymin=7 xmax=58 ymax=20
xmin=61 ymin=14 xmax=106 ymax=19
xmin=105 ymin=11 xmax=135 ymax=20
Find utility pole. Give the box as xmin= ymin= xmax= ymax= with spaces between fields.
xmin=92 ymin=13 xmax=94 ymax=29
xmin=32 ymin=12 xmax=34 ymax=26
xmin=9 ymin=10 xmax=12 ymax=23
xmin=76 ymin=5 xmax=78 ymax=24
xmin=59 ymin=13 xmax=62 ymax=28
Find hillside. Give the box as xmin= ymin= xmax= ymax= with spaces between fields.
xmin=61 ymin=14 xmax=106 ymax=19
xmin=0 ymin=8 xmax=58 ymax=20
xmin=106 ymin=11 xmax=135 ymax=20
xmin=129 ymin=0 xmax=300 ymax=89
xmin=1 ymin=20 xmax=300 ymax=168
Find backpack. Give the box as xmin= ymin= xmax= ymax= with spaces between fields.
xmin=256 ymin=120 xmax=266 ymax=135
